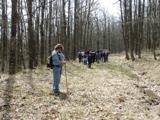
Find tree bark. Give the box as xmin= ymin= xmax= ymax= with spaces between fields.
xmin=120 ymin=0 xmax=129 ymax=60
xmin=27 ymin=0 xmax=36 ymax=69
xmin=9 ymin=0 xmax=17 ymax=74
xmin=40 ymin=0 xmax=45 ymax=65
xmin=1 ymin=0 xmax=8 ymax=72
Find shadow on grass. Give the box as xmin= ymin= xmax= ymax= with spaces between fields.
xmin=1 ymin=75 xmax=15 ymax=120
xmin=27 ymin=69 xmax=35 ymax=90
xmin=59 ymin=92 xmax=68 ymax=100
xmin=49 ymin=92 xmax=68 ymax=100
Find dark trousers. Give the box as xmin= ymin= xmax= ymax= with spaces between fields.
xmin=104 ymin=56 xmax=108 ymax=62
xmin=88 ymin=59 xmax=92 ymax=68
xmin=78 ymin=57 xmax=82 ymax=63
xmin=92 ymin=58 xmax=95 ymax=63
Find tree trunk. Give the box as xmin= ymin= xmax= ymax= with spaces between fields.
xmin=73 ymin=0 xmax=78 ymax=60
xmin=27 ymin=0 xmax=35 ymax=69
xmin=129 ymin=0 xmax=135 ymax=61
xmin=9 ymin=0 xmax=17 ymax=74
xmin=40 ymin=0 xmax=45 ymax=65
xmin=35 ymin=3 xmax=40 ymax=67
xmin=66 ymin=0 xmax=71 ymax=60
xmin=48 ymin=0 xmax=52 ymax=55
xmin=1 ymin=0 xmax=8 ymax=72
xmin=17 ymin=0 xmax=22 ymax=70
xmin=120 ymin=0 xmax=129 ymax=60
xmin=62 ymin=0 xmax=67 ymax=56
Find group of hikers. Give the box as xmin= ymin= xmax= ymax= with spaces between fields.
xmin=78 ymin=49 xmax=110 ymax=68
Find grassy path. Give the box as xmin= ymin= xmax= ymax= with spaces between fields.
xmin=0 ymin=55 xmax=159 ymax=120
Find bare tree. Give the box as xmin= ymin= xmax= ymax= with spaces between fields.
xmin=1 ymin=0 xmax=8 ymax=72
xmin=120 ymin=0 xmax=130 ymax=60
xmin=40 ymin=0 xmax=46 ymax=65
xmin=9 ymin=0 xmax=18 ymax=74
xmin=129 ymin=0 xmax=135 ymax=61
xmin=27 ymin=0 xmax=36 ymax=69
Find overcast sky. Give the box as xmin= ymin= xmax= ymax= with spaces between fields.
xmin=99 ymin=0 xmax=120 ymax=16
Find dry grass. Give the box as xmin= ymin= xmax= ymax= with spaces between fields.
xmin=0 ymin=53 xmax=160 ymax=120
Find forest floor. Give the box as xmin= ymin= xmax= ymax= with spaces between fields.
xmin=0 ymin=52 xmax=160 ymax=120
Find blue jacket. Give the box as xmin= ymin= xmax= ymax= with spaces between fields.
xmin=52 ymin=50 xmax=64 ymax=66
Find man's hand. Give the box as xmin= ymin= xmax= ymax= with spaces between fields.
xmin=62 ymin=61 xmax=66 ymax=66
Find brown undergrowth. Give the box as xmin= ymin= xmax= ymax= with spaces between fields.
xmin=0 ymin=53 xmax=160 ymax=120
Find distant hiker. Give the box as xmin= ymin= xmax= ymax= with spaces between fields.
xmin=81 ymin=51 xmax=84 ymax=57
xmin=52 ymin=44 xmax=66 ymax=96
xmin=96 ymin=50 xmax=101 ymax=63
xmin=87 ymin=50 xmax=92 ymax=68
xmin=100 ymin=50 xmax=103 ymax=61
xmin=91 ymin=51 xmax=96 ymax=63
xmin=103 ymin=49 xmax=110 ymax=62
xmin=105 ymin=49 xmax=110 ymax=62
xmin=78 ymin=51 xmax=82 ymax=63
xmin=82 ymin=51 xmax=88 ymax=65
xmin=103 ymin=49 xmax=106 ymax=62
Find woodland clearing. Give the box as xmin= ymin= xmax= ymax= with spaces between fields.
xmin=0 ymin=53 xmax=160 ymax=120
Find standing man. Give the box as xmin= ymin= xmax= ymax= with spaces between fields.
xmin=78 ymin=51 xmax=82 ymax=63
xmin=106 ymin=49 xmax=110 ymax=62
xmin=96 ymin=50 xmax=101 ymax=63
xmin=52 ymin=44 xmax=66 ymax=95
xmin=87 ymin=50 xmax=92 ymax=68
xmin=103 ymin=49 xmax=107 ymax=62
xmin=91 ymin=51 xmax=96 ymax=63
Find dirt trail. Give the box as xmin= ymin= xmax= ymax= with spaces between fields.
xmin=65 ymin=56 xmax=159 ymax=120
xmin=0 ymin=54 xmax=160 ymax=120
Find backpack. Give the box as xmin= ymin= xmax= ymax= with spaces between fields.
xmin=78 ymin=52 xmax=82 ymax=57
xmin=47 ymin=53 xmax=61 ymax=69
xmin=47 ymin=55 xmax=53 ymax=69
xmin=88 ymin=53 xmax=92 ymax=60
xmin=83 ymin=54 xmax=87 ymax=58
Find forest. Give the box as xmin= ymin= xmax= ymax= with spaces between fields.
xmin=0 ymin=0 xmax=160 ymax=119
xmin=0 ymin=0 xmax=159 ymax=74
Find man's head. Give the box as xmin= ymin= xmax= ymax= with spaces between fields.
xmin=54 ymin=44 xmax=64 ymax=51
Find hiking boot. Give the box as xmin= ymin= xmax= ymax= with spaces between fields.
xmin=54 ymin=92 xmax=60 ymax=96
xmin=49 ymin=91 xmax=60 ymax=96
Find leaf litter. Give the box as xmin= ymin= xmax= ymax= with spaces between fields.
xmin=0 ymin=53 xmax=160 ymax=120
